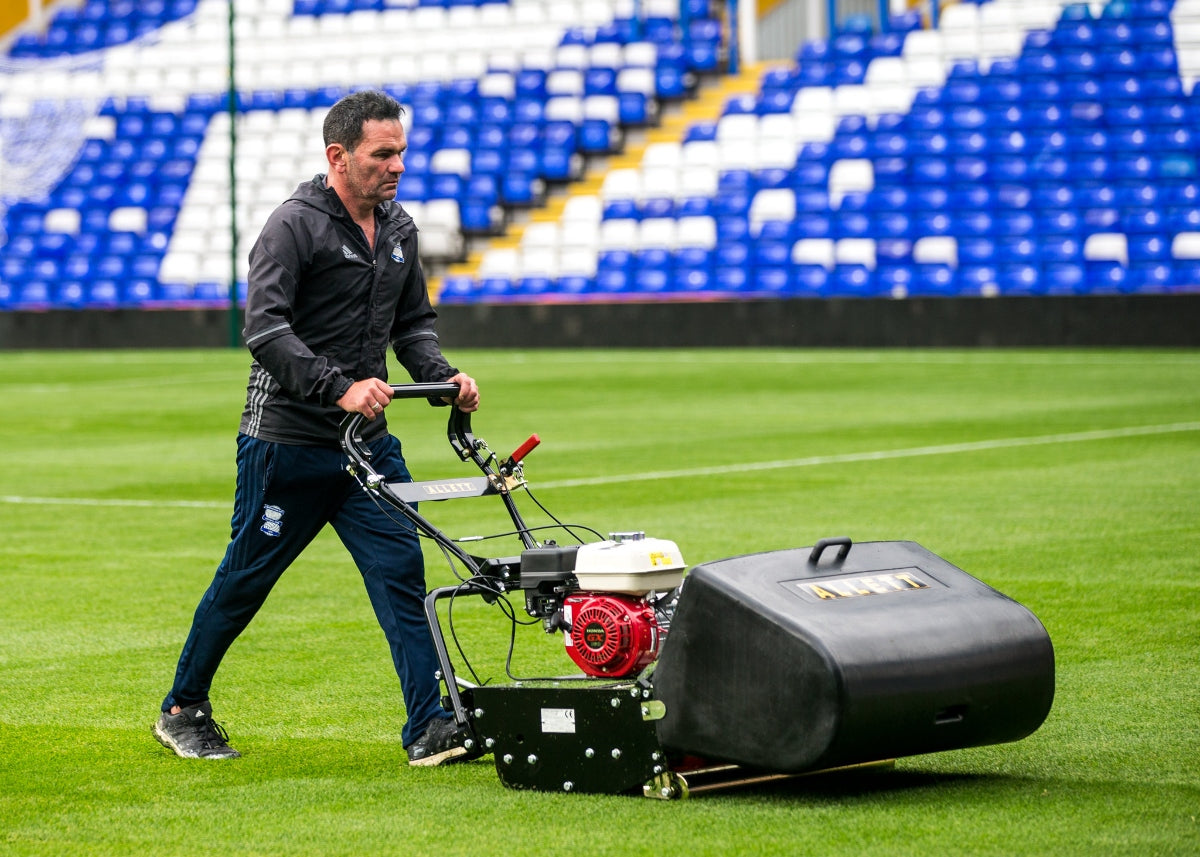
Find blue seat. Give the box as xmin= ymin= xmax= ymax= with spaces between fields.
xmin=996 ymin=237 xmax=1038 ymax=263
xmin=674 ymin=266 xmax=713 ymax=293
xmin=752 ymin=267 xmax=792 ymax=295
xmin=792 ymin=264 xmax=828 ymax=296
xmin=1046 ymin=261 xmax=1094 ymax=295
xmin=954 ymin=211 xmax=993 ymax=238
xmin=996 ymin=263 xmax=1042 ymax=295
xmin=993 ymin=211 xmax=1035 ymax=237
xmin=1127 ymin=234 xmax=1170 ymax=261
xmin=1084 ymin=260 xmax=1128 ymax=294
xmin=1037 ymin=210 xmax=1081 ymax=235
xmin=913 ymin=211 xmax=953 ymax=236
xmin=1082 ymin=207 xmax=1121 ymax=231
xmin=908 ymin=263 xmax=956 ymax=296
xmin=909 ymin=186 xmax=948 ymax=210
xmin=911 ymin=158 xmax=949 ymax=184
xmin=713 ymin=266 xmax=751 ymax=292
xmin=1123 ymin=208 xmax=1165 ymax=233
xmin=826 ymin=264 xmax=876 ymax=297
xmin=873 ymin=157 xmax=908 ymax=185
xmin=791 ymin=160 xmax=829 ymax=186
xmin=957 ymin=264 xmax=999 ymax=295
xmin=1039 ymin=237 xmax=1082 ymax=263
xmin=875 ymin=265 xmax=912 ymax=296
xmin=876 ymin=239 xmax=913 ymax=263
xmin=958 ymin=237 xmax=996 ymax=266
xmin=1124 ymin=261 xmax=1172 ymax=293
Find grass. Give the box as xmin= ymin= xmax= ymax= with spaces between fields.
xmin=1 ymin=347 xmax=1198 ymax=856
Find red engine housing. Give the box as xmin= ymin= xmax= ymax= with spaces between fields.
xmin=563 ymin=593 xmax=661 ymax=678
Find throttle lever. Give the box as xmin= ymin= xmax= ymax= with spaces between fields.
xmin=501 ymin=434 xmax=540 ymax=476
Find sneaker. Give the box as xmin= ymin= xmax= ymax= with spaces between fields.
xmin=153 ymin=701 xmax=241 ymax=759
xmin=405 ymin=716 xmax=483 ymax=767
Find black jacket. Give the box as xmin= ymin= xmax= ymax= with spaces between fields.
xmin=238 ymin=175 xmax=456 ymax=446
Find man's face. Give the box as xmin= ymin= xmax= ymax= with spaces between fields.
xmin=336 ymin=118 xmax=407 ymax=209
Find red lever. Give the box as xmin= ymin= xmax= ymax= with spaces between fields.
xmin=508 ymin=434 xmax=540 ymax=465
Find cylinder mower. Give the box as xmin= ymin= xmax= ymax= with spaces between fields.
xmin=341 ymin=384 xmax=1055 ymax=799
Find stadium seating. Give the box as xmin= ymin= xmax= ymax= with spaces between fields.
xmin=3 ymin=0 xmax=1200 ymax=309
xmin=444 ymin=0 xmax=1200 ymax=301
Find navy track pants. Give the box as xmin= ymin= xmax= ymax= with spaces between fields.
xmin=163 ymin=433 xmax=444 ymax=747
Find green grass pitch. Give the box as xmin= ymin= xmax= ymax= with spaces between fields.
xmin=1 ymin=347 xmax=1197 ymax=856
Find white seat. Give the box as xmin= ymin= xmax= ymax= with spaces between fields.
xmin=905 ymin=55 xmax=947 ymax=88
xmin=622 ymin=41 xmax=658 ymax=68
xmin=600 ymin=168 xmax=641 ymax=201
xmin=589 ymin=41 xmax=624 ymax=69
xmin=792 ymin=238 xmax=836 ymax=269
xmin=835 ymin=238 xmax=876 ymax=270
xmin=108 ymin=206 xmax=147 ymax=234
xmin=638 ymin=218 xmax=678 ymax=250
xmin=520 ymin=246 xmax=560 ymax=277
xmin=1084 ymin=233 xmax=1129 ymax=265
xmin=681 ymin=140 xmax=720 ymax=168
xmin=675 ymin=215 xmax=718 ymax=249
xmin=477 ymin=247 xmax=520 ymax=278
xmin=642 ymin=141 xmax=683 ymax=168
xmin=832 ymin=85 xmax=872 ymax=118
xmin=1173 ymin=232 xmax=1200 ymax=260
xmin=561 ymin=194 xmax=603 ymax=227
xmin=583 ymin=95 xmax=620 ymax=122
xmin=865 ymin=55 xmax=908 ymax=87
xmin=429 ymin=149 xmax=471 ymax=178
xmin=828 ymin=159 xmax=875 ymax=206
xmin=544 ymin=96 xmax=584 ymax=122
xmin=756 ymin=138 xmax=797 ymax=170
xmin=44 ymin=208 xmax=81 ymax=234
xmin=938 ymin=2 xmax=980 ymax=34
xmin=479 ymin=72 xmax=516 ymax=99
xmin=749 ymin=188 xmax=796 ymax=233
xmin=423 ymin=199 xmax=462 ymax=232
xmin=640 ymin=166 xmax=681 ymax=200
xmin=546 ymin=69 xmax=585 ymax=97
xmin=678 ymin=165 xmax=719 ymax=198
xmin=903 ymin=28 xmax=944 ymax=61
xmin=521 ymin=221 xmax=562 ymax=250
xmin=943 ymin=29 xmax=981 ymax=63
xmin=555 ymin=43 xmax=590 ymax=70
xmin=913 ymin=236 xmax=958 ymax=267
xmin=616 ymin=67 xmax=656 ymax=95
xmin=600 ymin=218 xmax=640 ymax=249
xmin=559 ymin=246 xmax=599 ymax=276
xmin=715 ymin=112 xmax=759 ymax=143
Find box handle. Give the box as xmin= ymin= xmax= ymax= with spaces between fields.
xmin=808 ymin=536 xmax=852 ymax=566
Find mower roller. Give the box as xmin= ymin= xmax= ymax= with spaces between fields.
xmin=341 ymin=384 xmax=1055 ymax=798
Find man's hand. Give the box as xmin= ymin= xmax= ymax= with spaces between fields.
xmin=336 ymin=378 xmax=394 ymax=420
xmin=445 ymin=372 xmax=480 ymax=412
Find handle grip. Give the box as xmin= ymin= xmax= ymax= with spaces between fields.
xmin=808 ymin=536 xmax=852 ymax=566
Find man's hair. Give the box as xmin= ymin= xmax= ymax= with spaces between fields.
xmin=322 ymin=90 xmax=404 ymax=151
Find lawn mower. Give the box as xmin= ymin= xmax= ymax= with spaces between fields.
xmin=340 ymin=383 xmax=1055 ymax=798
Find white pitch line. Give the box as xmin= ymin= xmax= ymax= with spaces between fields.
xmin=0 ymin=495 xmax=228 ymax=509
xmin=2 ymin=421 xmax=1198 ymax=508
xmin=535 ymin=421 xmax=1200 ymax=490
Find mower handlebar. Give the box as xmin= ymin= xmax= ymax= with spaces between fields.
xmin=385 ymin=381 xmax=462 ymax=401
xmin=338 ymin=382 xmax=462 ymax=465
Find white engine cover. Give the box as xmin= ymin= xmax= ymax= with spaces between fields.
xmin=573 ymin=534 xmax=685 ymax=595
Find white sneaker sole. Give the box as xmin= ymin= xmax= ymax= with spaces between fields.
xmin=407 ymin=745 xmax=471 ymax=767
xmin=153 ymin=719 xmax=240 ymax=759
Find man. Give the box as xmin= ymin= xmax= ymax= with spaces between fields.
xmin=154 ymin=90 xmax=480 ymax=767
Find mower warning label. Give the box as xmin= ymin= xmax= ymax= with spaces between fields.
xmin=789 ymin=568 xmax=936 ymax=602
xmin=540 ymin=707 xmax=576 ymax=734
